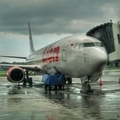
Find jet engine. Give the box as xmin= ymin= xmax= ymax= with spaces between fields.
xmin=6 ymin=66 xmax=25 ymax=83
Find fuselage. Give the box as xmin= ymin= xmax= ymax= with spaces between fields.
xmin=26 ymin=35 xmax=108 ymax=82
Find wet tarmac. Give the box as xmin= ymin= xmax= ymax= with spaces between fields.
xmin=0 ymin=70 xmax=120 ymax=120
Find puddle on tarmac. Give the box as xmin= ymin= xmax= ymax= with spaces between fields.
xmin=1 ymin=74 xmax=120 ymax=120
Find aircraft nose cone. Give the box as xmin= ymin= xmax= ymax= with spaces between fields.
xmin=89 ymin=48 xmax=108 ymax=70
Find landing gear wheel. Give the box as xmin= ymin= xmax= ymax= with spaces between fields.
xmin=68 ymin=77 xmax=72 ymax=84
xmin=81 ymin=83 xmax=92 ymax=94
xmin=23 ymin=78 xmax=26 ymax=87
xmin=63 ymin=77 xmax=66 ymax=84
xmin=49 ymin=86 xmax=51 ymax=91
xmin=28 ymin=77 xmax=33 ymax=87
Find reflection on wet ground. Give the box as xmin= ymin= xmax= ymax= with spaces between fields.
xmin=0 ymin=70 xmax=120 ymax=120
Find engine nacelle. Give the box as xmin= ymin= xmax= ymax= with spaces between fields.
xmin=6 ymin=66 xmax=25 ymax=83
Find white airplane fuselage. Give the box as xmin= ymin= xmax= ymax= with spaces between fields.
xmin=26 ymin=35 xmax=107 ymax=82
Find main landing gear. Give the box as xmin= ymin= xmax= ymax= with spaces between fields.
xmin=23 ymin=70 xmax=33 ymax=87
xmin=81 ymin=77 xmax=93 ymax=94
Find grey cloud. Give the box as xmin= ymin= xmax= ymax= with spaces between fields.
xmin=0 ymin=0 xmax=119 ymax=35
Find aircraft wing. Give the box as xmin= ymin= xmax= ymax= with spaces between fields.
xmin=0 ymin=55 xmax=43 ymax=72
xmin=0 ymin=55 xmax=26 ymax=59
xmin=0 ymin=64 xmax=42 ymax=71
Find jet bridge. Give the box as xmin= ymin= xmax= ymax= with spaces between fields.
xmin=86 ymin=21 xmax=120 ymax=66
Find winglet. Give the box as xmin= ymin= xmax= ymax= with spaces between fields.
xmin=28 ymin=22 xmax=35 ymax=53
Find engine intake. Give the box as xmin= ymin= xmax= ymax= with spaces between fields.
xmin=6 ymin=66 xmax=25 ymax=83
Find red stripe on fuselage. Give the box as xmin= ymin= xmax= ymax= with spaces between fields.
xmin=42 ymin=46 xmax=60 ymax=63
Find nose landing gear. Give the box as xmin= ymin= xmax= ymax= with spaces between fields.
xmin=81 ymin=77 xmax=93 ymax=94
xmin=81 ymin=82 xmax=93 ymax=93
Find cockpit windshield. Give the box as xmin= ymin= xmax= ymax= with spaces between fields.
xmin=84 ymin=43 xmax=95 ymax=47
xmin=74 ymin=42 xmax=103 ymax=50
xmin=95 ymin=42 xmax=102 ymax=46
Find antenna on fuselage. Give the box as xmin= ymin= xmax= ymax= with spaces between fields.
xmin=28 ymin=22 xmax=35 ymax=53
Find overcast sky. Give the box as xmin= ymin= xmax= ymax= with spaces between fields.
xmin=0 ymin=0 xmax=119 ymax=62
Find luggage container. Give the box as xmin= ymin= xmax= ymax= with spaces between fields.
xmin=42 ymin=74 xmax=64 ymax=91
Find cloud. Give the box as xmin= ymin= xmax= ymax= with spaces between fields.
xmin=0 ymin=0 xmax=119 ymax=62
xmin=0 ymin=0 xmax=119 ymax=35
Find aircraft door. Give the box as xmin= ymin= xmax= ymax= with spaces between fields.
xmin=62 ymin=48 xmax=67 ymax=61
xmin=62 ymin=41 xmax=69 ymax=61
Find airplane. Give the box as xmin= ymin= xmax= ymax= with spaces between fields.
xmin=0 ymin=22 xmax=108 ymax=93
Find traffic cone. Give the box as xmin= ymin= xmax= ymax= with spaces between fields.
xmin=18 ymin=83 xmax=20 ymax=89
xmin=99 ymin=79 xmax=102 ymax=86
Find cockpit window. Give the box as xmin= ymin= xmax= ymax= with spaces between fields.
xmin=74 ymin=43 xmax=84 ymax=49
xmin=80 ymin=43 xmax=84 ymax=48
xmin=95 ymin=42 xmax=101 ymax=46
xmin=74 ymin=44 xmax=80 ymax=50
xmin=74 ymin=42 xmax=103 ymax=50
xmin=83 ymin=43 xmax=95 ymax=47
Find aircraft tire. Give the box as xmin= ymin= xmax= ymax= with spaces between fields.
xmin=82 ymin=83 xmax=91 ymax=94
xmin=63 ymin=77 xmax=66 ymax=84
xmin=49 ymin=85 xmax=51 ymax=91
xmin=28 ymin=77 xmax=33 ymax=87
xmin=68 ymin=77 xmax=72 ymax=84
xmin=23 ymin=78 xmax=26 ymax=87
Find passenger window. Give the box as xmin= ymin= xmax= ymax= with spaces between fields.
xmin=74 ymin=44 xmax=80 ymax=50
